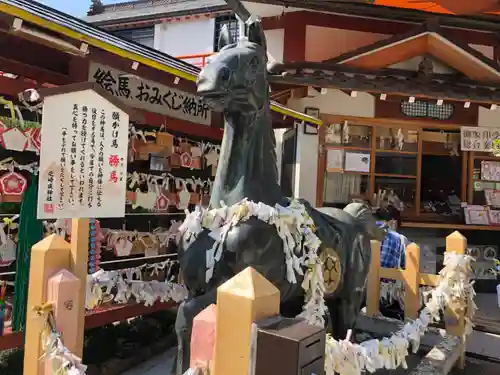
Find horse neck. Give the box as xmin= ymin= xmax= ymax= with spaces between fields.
xmin=210 ymin=103 xmax=281 ymax=208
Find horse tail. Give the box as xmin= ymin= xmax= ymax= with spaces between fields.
xmin=343 ymin=202 xmax=385 ymax=241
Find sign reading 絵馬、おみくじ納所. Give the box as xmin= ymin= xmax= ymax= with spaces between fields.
xmin=88 ymin=62 xmax=211 ymax=126
xmin=460 ymin=126 xmax=500 ymax=152
xmin=37 ymin=87 xmax=129 ymax=219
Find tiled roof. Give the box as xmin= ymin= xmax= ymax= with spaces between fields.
xmin=85 ymin=0 xmax=228 ymax=25
xmin=269 ymin=62 xmax=500 ymax=104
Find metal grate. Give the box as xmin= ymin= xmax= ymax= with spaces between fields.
xmin=113 ymin=27 xmax=155 ymax=49
xmin=213 ymin=14 xmax=239 ymax=52
xmin=400 ymin=100 xmax=454 ymax=120
xmin=426 ymin=102 xmax=454 ymax=120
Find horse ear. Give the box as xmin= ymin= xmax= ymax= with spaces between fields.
xmin=218 ymin=24 xmax=234 ymax=50
xmin=247 ymin=19 xmax=267 ymax=51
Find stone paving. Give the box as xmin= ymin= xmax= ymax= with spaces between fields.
xmin=122 ymin=347 xmax=175 ymax=375
xmin=122 ymin=347 xmax=500 ymax=375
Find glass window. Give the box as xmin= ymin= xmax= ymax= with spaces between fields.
xmin=114 ymin=27 xmax=155 ymax=48
xmin=375 ymin=127 xmax=418 ymax=152
xmin=375 ymin=153 xmax=417 ymax=176
xmin=374 ymin=176 xmax=416 ymax=214
xmin=420 ymin=155 xmax=462 ymax=214
xmin=214 ymin=15 xmax=240 ymax=51
xmin=324 ymin=172 xmax=369 ymax=205
xmin=325 ymin=122 xmax=371 ymax=148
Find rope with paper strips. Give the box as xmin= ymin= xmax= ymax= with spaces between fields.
xmin=180 ymin=199 xmax=476 ymax=375
xmin=85 ymin=259 xmax=188 ymax=309
xmin=34 ymin=303 xmax=87 ymax=375
xmin=180 ymin=198 xmax=327 ymax=327
xmin=324 ymin=251 xmax=475 ymax=375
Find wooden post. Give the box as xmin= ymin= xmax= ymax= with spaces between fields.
xmin=70 ymin=218 xmax=89 ymax=358
xmin=366 ymin=240 xmax=381 ymax=316
xmin=444 ymin=231 xmax=467 ymax=369
xmin=23 ymin=235 xmax=71 ymax=375
xmin=213 ymin=267 xmax=280 ymax=375
xmin=403 ymin=243 xmax=421 ymax=320
xmin=44 ymin=269 xmax=81 ymax=375
xmin=190 ymin=304 xmax=217 ymax=370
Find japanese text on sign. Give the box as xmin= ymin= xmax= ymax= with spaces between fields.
xmin=461 ymin=126 xmax=500 ymax=152
xmin=38 ymin=88 xmax=129 ymax=219
xmin=88 ymin=62 xmax=211 ymax=126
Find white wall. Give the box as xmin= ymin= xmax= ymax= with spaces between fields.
xmin=274 ymin=128 xmax=286 ymax=183
xmin=287 ymin=89 xmax=375 ymax=117
xmin=294 ymin=125 xmax=319 ymax=205
xmin=286 ymin=89 xmax=375 ymax=206
xmin=478 ymin=106 xmax=500 ymax=128
xmin=265 ymin=29 xmax=284 ymax=61
xmin=155 ymin=19 xmax=215 ymax=57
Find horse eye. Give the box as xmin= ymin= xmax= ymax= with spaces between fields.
xmin=249 ymin=56 xmax=259 ymax=69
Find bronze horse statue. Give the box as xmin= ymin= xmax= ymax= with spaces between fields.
xmin=175 ymin=18 xmax=384 ymax=374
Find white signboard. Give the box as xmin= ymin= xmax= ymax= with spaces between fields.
xmin=88 ymin=62 xmax=211 ymax=126
xmin=461 ymin=126 xmax=500 ymax=152
xmin=37 ymin=89 xmax=129 ymax=219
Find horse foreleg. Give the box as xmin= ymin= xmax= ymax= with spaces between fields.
xmin=326 ymin=292 xmax=364 ymax=340
xmin=175 ymin=288 xmax=217 ymax=375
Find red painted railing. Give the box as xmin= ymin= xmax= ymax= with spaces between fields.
xmin=176 ymin=53 xmax=214 ymax=68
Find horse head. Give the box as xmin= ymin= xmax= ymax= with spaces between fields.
xmin=196 ymin=18 xmax=269 ymax=117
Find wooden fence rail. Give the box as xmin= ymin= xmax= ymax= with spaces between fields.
xmin=366 ymin=230 xmax=468 ymax=368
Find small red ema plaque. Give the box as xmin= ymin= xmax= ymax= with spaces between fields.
xmin=190 ymin=303 xmax=217 ymax=369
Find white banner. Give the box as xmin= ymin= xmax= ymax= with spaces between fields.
xmin=88 ymin=62 xmax=211 ymax=126
xmin=461 ymin=126 xmax=500 ymax=152
xmin=37 ymin=89 xmax=129 ymax=219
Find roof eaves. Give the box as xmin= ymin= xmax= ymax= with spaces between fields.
xmin=0 ymin=0 xmax=200 ymax=81
xmin=323 ymin=20 xmax=500 ymax=77
xmin=323 ymin=22 xmax=430 ymax=64
xmin=87 ymin=6 xmax=231 ymax=26
xmin=0 ymin=0 xmax=322 ymax=126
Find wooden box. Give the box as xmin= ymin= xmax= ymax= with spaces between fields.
xmin=255 ymin=316 xmax=325 ymax=375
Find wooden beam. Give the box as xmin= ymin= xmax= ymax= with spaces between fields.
xmin=269 ymin=74 xmax=500 ymax=106
xmin=0 ymin=75 xmax=44 ymax=97
xmin=0 ymin=301 xmax=178 ymax=351
xmin=283 ymin=12 xmax=306 ymax=62
xmin=0 ymin=56 xmax=70 ymax=85
xmin=261 ymin=11 xmax=498 ymax=46
xmin=0 ymin=30 xmax=71 ymax=77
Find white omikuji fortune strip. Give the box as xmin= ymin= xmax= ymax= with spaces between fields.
xmin=85 ymin=259 xmax=188 ymax=309
xmin=179 ymin=198 xmax=476 ymax=375
xmin=180 ymin=198 xmax=328 ymax=327
xmin=41 ymin=330 xmax=87 ymax=375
